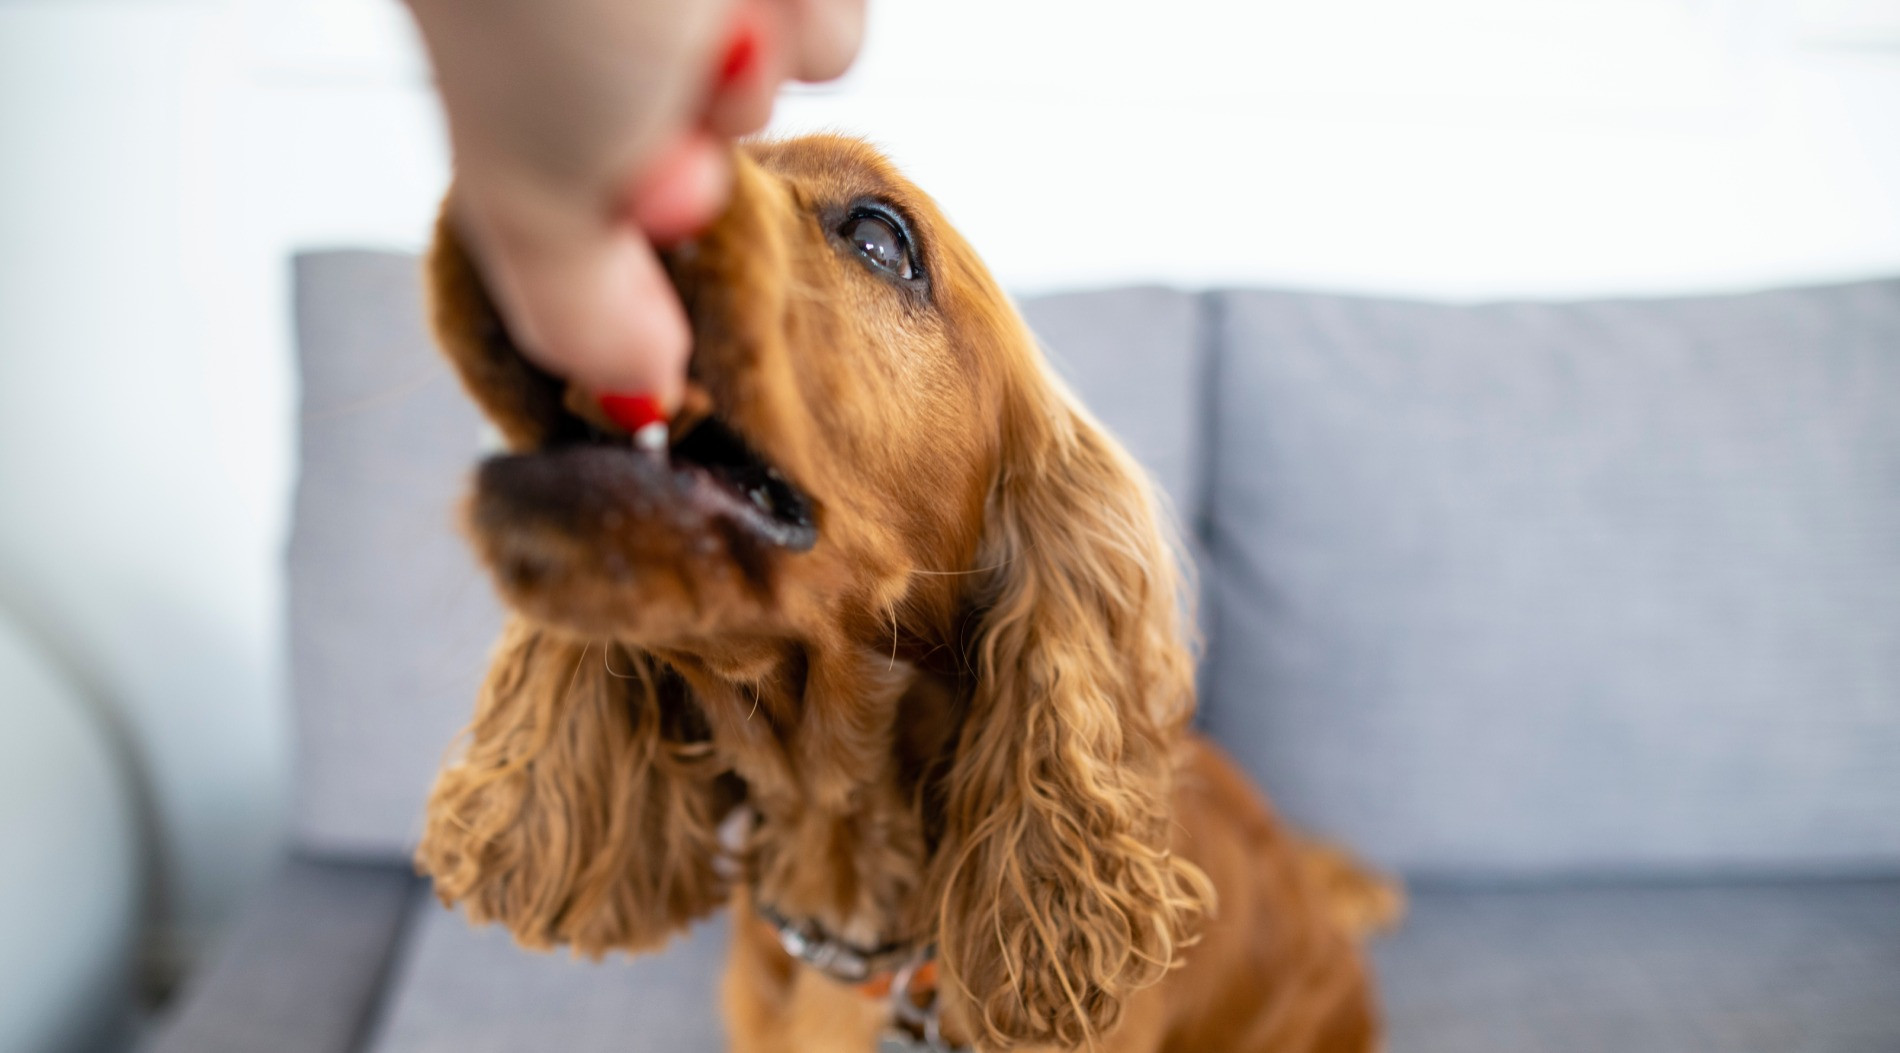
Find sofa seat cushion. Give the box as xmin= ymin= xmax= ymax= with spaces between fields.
xmin=1378 ymin=879 xmax=1900 ymax=1053
xmin=371 ymin=880 xmax=1900 ymax=1052
xmin=366 ymin=905 xmax=729 ymax=1053
xmin=146 ymin=857 xmax=419 ymax=1053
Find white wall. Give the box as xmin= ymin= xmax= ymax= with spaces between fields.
xmin=0 ymin=0 xmax=447 ymax=971
xmin=776 ymin=0 xmax=1900 ymax=298
xmin=0 ymin=0 xmax=1895 ymax=976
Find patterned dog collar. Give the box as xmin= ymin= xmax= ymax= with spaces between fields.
xmin=754 ymin=902 xmax=964 ymax=1051
xmin=755 ymin=901 xmax=916 ymax=985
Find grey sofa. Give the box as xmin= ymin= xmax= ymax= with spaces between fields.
xmin=146 ymin=253 xmax=1900 ymax=1053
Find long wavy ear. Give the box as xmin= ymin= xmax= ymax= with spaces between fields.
xmin=417 ymin=619 xmax=732 ymax=956
xmin=931 ymin=381 xmax=1214 ymax=1050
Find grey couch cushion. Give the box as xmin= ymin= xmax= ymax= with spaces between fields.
xmin=290 ymin=251 xmax=504 ymax=855
xmin=366 ymin=905 xmax=728 ymax=1053
xmin=1020 ymin=287 xmax=1210 ymax=524
xmin=144 ymin=857 xmax=418 ymax=1053
xmin=1378 ymin=880 xmax=1900 ymax=1053
xmin=1203 ymin=281 xmax=1900 ymax=877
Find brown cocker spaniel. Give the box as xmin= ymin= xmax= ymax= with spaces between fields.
xmin=417 ymin=135 xmax=1398 ymax=1053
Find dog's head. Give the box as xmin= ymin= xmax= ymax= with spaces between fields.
xmin=434 ymin=137 xmax=1011 ymax=648
xmin=420 ymin=135 xmax=1208 ymax=1049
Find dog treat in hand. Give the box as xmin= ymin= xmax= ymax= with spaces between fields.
xmin=598 ymin=392 xmax=670 ymax=454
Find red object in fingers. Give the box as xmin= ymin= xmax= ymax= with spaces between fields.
xmin=599 ymin=393 xmax=668 ymax=434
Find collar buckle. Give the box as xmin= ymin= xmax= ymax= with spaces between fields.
xmin=880 ymin=954 xmax=960 ymax=1052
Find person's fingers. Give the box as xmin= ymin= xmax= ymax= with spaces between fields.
xmin=629 ymin=130 xmax=732 ymax=246
xmin=463 ymin=200 xmax=692 ymax=412
xmin=410 ymin=0 xmax=870 ymax=419
xmin=780 ymin=0 xmax=865 ymax=82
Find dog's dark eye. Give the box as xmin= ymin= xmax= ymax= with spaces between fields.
xmin=841 ymin=212 xmax=914 ymax=280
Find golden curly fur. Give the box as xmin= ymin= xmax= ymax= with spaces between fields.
xmin=417 ymin=134 xmax=1396 ymax=1052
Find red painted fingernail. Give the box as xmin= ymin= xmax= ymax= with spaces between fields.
xmin=599 ymin=393 xmax=670 ymax=453
xmin=600 ymin=392 xmax=666 ymax=431
xmin=718 ymin=18 xmax=759 ymax=88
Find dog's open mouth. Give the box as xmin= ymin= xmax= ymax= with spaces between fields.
xmin=476 ymin=402 xmax=817 ymax=565
xmin=661 ymin=413 xmax=817 ymax=551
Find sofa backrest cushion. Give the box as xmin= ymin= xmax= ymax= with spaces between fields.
xmin=290 ymin=252 xmax=503 ymax=856
xmin=1199 ymin=281 xmax=1900 ymax=878
xmin=1019 ymin=287 xmax=1210 ymax=526
xmin=292 ymin=250 xmax=1900 ymax=878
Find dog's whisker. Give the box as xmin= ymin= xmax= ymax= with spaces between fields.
xmin=907 ymin=559 xmax=1017 ymax=577
xmin=888 ymin=606 xmax=900 ymax=671
xmin=567 ymin=644 xmax=591 ymax=697
xmin=602 ymin=645 xmax=639 ymax=680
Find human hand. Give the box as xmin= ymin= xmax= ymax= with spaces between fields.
xmin=405 ymin=0 xmax=866 ymax=423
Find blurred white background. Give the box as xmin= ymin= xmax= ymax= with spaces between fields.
xmin=1 ymin=0 xmax=1897 ymax=1017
